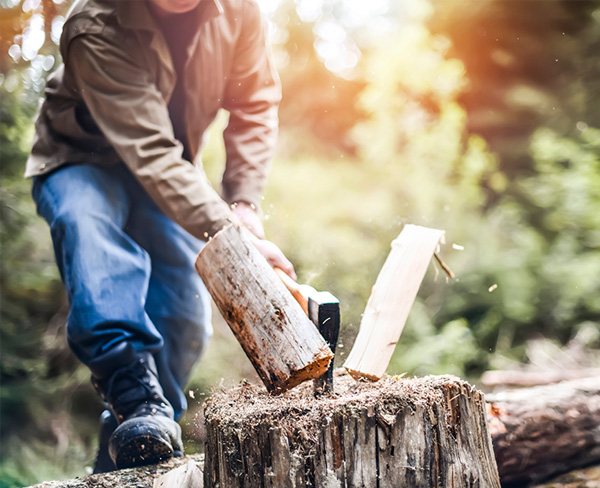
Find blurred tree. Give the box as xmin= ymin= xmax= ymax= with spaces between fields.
xmin=428 ymin=0 xmax=600 ymax=176
xmin=1 ymin=83 xmax=98 ymax=485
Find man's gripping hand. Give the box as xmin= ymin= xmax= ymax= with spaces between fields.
xmin=231 ymin=202 xmax=296 ymax=280
xmin=231 ymin=202 xmax=265 ymax=239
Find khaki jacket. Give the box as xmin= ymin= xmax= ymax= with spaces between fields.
xmin=26 ymin=0 xmax=281 ymax=240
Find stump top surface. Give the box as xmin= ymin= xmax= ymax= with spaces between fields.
xmin=204 ymin=371 xmax=475 ymax=419
xmin=203 ymin=371 xmax=480 ymax=452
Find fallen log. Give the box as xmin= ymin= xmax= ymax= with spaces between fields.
xmin=204 ymin=372 xmax=501 ymax=487
xmin=486 ymin=376 xmax=600 ymax=486
xmin=195 ymin=224 xmax=333 ymax=394
xmin=481 ymin=368 xmax=600 ymax=388
xmin=28 ymin=455 xmax=204 ymax=488
xmin=531 ymin=465 xmax=600 ymax=488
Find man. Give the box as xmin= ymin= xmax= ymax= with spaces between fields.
xmin=26 ymin=0 xmax=294 ymax=473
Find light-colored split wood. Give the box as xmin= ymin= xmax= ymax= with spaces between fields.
xmin=344 ymin=224 xmax=445 ymax=380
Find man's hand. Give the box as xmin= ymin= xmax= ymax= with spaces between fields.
xmin=229 ymin=202 xmax=296 ymax=280
xmin=247 ymin=232 xmax=296 ymax=281
xmin=231 ymin=202 xmax=265 ymax=239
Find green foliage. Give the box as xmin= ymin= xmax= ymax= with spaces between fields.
xmin=494 ymin=128 xmax=600 ymax=339
xmin=1 ymin=85 xmax=101 ymax=484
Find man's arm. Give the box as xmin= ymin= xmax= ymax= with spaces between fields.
xmin=67 ymin=29 xmax=294 ymax=276
xmin=68 ymin=34 xmax=232 ymax=241
xmin=222 ymin=0 xmax=282 ymax=214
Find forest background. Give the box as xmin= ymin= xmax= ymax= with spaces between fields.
xmin=1 ymin=0 xmax=600 ymax=485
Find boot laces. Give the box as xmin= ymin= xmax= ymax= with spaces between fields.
xmin=102 ymin=359 xmax=164 ymax=420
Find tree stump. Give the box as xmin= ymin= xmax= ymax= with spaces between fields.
xmin=203 ymin=372 xmax=501 ymax=487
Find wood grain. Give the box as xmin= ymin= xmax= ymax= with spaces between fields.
xmin=153 ymin=461 xmax=203 ymax=488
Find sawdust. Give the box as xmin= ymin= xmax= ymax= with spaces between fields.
xmin=202 ymin=369 xmax=469 ymax=456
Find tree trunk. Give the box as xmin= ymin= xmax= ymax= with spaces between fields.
xmin=204 ymin=372 xmax=501 ymax=487
xmin=486 ymin=376 xmax=600 ymax=486
xmin=195 ymin=224 xmax=333 ymax=394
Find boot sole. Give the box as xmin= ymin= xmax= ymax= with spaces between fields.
xmin=114 ymin=434 xmax=174 ymax=469
xmin=110 ymin=420 xmax=180 ymax=469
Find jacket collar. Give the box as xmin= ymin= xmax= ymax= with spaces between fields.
xmin=115 ymin=0 xmax=224 ymax=75
xmin=116 ymin=0 xmax=224 ymax=34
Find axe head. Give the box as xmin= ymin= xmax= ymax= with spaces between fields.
xmin=309 ymin=292 xmax=340 ymax=395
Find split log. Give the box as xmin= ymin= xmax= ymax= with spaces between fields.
xmin=344 ymin=224 xmax=445 ymax=381
xmin=486 ymin=376 xmax=600 ymax=486
xmin=204 ymin=372 xmax=501 ymax=487
xmin=195 ymin=224 xmax=333 ymax=394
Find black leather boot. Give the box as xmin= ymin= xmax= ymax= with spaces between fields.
xmin=92 ymin=351 xmax=183 ymax=470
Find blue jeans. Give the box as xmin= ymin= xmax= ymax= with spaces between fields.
xmin=32 ymin=163 xmax=212 ymax=419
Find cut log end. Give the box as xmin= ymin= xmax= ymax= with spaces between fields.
xmin=271 ymin=345 xmax=333 ymax=394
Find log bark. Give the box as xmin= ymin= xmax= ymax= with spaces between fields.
xmin=486 ymin=376 xmax=600 ymax=486
xmin=204 ymin=372 xmax=501 ymax=487
xmin=195 ymin=224 xmax=333 ymax=394
xmin=28 ymin=455 xmax=204 ymax=488
xmin=344 ymin=224 xmax=445 ymax=381
xmin=531 ymin=465 xmax=600 ymax=488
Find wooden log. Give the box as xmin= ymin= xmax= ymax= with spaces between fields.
xmin=195 ymin=224 xmax=333 ymax=394
xmin=27 ymin=455 xmax=204 ymax=488
xmin=344 ymin=224 xmax=445 ymax=381
xmin=481 ymin=368 xmax=600 ymax=388
xmin=486 ymin=376 xmax=600 ymax=486
xmin=274 ymin=268 xmax=341 ymax=394
xmin=204 ymin=371 xmax=501 ymax=487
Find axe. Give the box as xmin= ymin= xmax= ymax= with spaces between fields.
xmin=274 ymin=268 xmax=340 ymax=394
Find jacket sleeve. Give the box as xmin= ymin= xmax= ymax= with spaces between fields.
xmin=67 ymin=35 xmax=233 ymax=241
xmin=221 ymin=0 xmax=282 ymax=209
